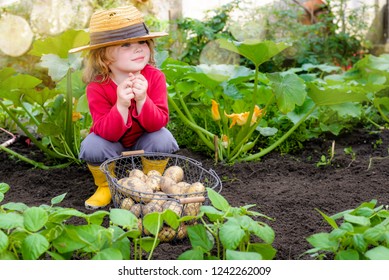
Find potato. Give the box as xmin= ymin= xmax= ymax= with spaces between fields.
xmin=176 ymin=182 xmax=191 ymax=193
xmin=130 ymin=204 xmax=145 ymax=218
xmin=160 ymin=176 xmax=177 ymax=194
xmin=137 ymin=218 xmax=150 ymax=235
xmin=162 ymin=200 xmax=182 ymax=216
xmin=143 ymin=202 xmax=163 ymax=215
xmin=183 ymin=203 xmax=201 ymax=216
xmin=163 ymin=166 xmax=184 ymax=183
xmin=177 ymin=224 xmax=187 ymax=240
xmin=158 ymin=225 xmax=187 ymax=242
xmin=147 ymin=170 xmax=162 ymax=177
xmin=128 ymin=169 xmax=147 ymax=182
xmin=120 ymin=177 xmax=154 ymax=203
xmin=188 ymin=182 xmax=205 ymax=196
xmin=145 ymin=175 xmax=162 ymax=192
xmin=120 ymin=197 xmax=135 ymax=210
xmin=158 ymin=226 xmax=176 ymax=242
xmin=149 ymin=191 xmax=169 ymax=206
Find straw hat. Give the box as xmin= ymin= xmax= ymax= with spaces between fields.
xmin=69 ymin=5 xmax=168 ymax=53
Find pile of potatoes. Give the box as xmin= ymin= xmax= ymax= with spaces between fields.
xmin=115 ymin=165 xmax=205 ymax=242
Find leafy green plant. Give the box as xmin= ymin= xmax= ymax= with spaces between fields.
xmin=0 ymin=30 xmax=91 ymax=168
xmin=304 ymin=199 xmax=389 ymax=260
xmin=163 ymin=39 xmax=373 ymax=163
xmin=178 ymin=188 xmax=276 ymax=260
xmin=316 ymin=141 xmax=335 ymax=167
xmin=0 ymin=182 xmax=159 ymax=260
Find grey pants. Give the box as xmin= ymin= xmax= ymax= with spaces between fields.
xmin=79 ymin=128 xmax=179 ymax=165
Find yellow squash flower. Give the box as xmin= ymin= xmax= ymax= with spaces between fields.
xmin=72 ymin=112 xmax=83 ymax=122
xmin=211 ymin=100 xmax=221 ymax=121
xmin=225 ymin=105 xmax=264 ymax=128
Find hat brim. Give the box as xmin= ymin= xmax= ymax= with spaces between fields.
xmin=69 ymin=31 xmax=168 ymax=53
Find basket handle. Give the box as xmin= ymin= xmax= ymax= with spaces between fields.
xmin=179 ymin=196 xmax=205 ymax=204
xmin=122 ymin=150 xmax=145 ymax=156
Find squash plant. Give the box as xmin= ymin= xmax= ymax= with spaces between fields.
xmin=0 ymin=30 xmax=90 ymax=168
xmin=163 ymin=39 xmax=375 ymax=163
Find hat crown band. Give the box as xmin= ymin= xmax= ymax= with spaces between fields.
xmin=90 ymin=22 xmax=150 ymax=46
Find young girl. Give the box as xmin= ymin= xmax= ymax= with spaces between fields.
xmin=69 ymin=6 xmax=179 ymax=209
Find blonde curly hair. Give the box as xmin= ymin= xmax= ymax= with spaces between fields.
xmin=82 ymin=39 xmax=156 ymax=84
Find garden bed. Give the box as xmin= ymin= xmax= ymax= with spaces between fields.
xmin=1 ymin=128 xmax=389 ymax=260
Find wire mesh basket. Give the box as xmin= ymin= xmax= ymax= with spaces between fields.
xmin=100 ymin=150 xmax=222 ymax=242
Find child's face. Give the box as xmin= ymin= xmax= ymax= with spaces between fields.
xmin=107 ymin=41 xmax=150 ymax=74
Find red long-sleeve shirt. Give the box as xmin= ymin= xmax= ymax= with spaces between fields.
xmin=86 ymin=64 xmax=169 ymax=148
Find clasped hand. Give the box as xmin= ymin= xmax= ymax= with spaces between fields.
xmin=117 ymin=73 xmax=148 ymax=108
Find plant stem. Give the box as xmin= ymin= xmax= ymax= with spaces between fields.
xmin=148 ymin=216 xmax=162 ymax=260
xmin=0 ymin=145 xmax=70 ymax=169
xmin=240 ymin=104 xmax=317 ymax=162
xmin=65 ymin=69 xmax=75 ymax=155
xmin=0 ymin=101 xmax=61 ymax=159
xmin=168 ymin=96 xmax=215 ymax=150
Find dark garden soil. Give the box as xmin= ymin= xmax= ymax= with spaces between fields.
xmin=1 ymin=128 xmax=389 ymax=260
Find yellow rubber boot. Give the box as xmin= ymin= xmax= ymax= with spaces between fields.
xmin=85 ymin=164 xmax=113 ymax=209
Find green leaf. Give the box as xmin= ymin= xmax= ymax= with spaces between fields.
xmin=0 ymin=74 xmax=42 ymax=105
xmin=51 ymin=193 xmax=67 ymax=205
xmin=200 ymin=205 xmax=224 ymax=222
xmin=0 ymin=183 xmax=10 ymax=194
xmin=217 ymin=39 xmax=289 ymax=67
xmin=250 ymin=222 xmax=275 ymax=244
xmin=248 ymin=243 xmax=277 ymax=260
xmin=365 ymin=246 xmax=389 ymax=260
xmin=0 ymin=67 xmax=16 ymax=81
xmin=344 ymin=214 xmax=370 ymax=227
xmin=52 ymin=229 xmax=85 ymax=254
xmin=0 ymin=251 xmax=17 ymax=260
xmin=207 ymin=188 xmax=230 ymax=212
xmin=352 ymin=234 xmax=367 ymax=252
xmin=364 ymin=224 xmax=386 ymax=242
xmin=219 ymin=218 xmax=245 ymax=250
xmin=21 ymin=233 xmax=49 ymax=260
xmin=109 ymin=208 xmax=138 ymax=229
xmin=306 ymin=233 xmax=338 ymax=251
xmin=143 ymin=212 xmax=163 ymax=236
xmin=268 ymin=72 xmax=307 ymax=114
xmin=139 ymin=236 xmax=159 ymax=253
xmin=110 ymin=226 xmax=131 ymax=259
xmin=316 ymin=208 xmax=338 ymax=229
xmin=29 ymin=29 xmax=89 ymax=58
xmin=307 ymin=82 xmax=369 ymax=106
xmin=178 ymin=248 xmax=204 ymax=260
xmin=76 ymin=94 xmax=89 ymax=113
xmin=0 ymin=230 xmax=9 ymax=253
xmin=44 ymin=53 xmax=82 ymax=82
xmin=0 ymin=212 xmax=24 ymax=230
xmin=37 ymin=122 xmax=63 ymax=137
xmin=187 ymin=224 xmax=214 ymax=252
xmin=23 ymin=87 xmax=59 ymax=106
xmin=226 ymin=249 xmax=262 ymax=260
xmin=335 ymin=249 xmax=360 ymax=260
xmin=1 ymin=202 xmax=28 ymax=212
xmin=162 ymin=209 xmax=180 ymax=229
xmin=23 ymin=207 xmax=49 ymax=232
xmin=49 ymin=208 xmax=87 ymax=224
xmin=87 ymin=210 xmax=109 ymax=225
xmin=92 ymin=248 xmax=123 ymax=260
